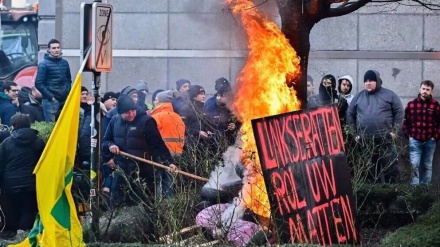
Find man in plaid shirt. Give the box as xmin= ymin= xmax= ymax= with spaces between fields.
xmin=403 ymin=80 xmax=440 ymax=185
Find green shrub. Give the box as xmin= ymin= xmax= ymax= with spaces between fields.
xmin=31 ymin=121 xmax=55 ymax=143
xmin=381 ymin=201 xmax=440 ymax=247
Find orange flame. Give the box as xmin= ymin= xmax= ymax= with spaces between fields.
xmin=227 ymin=0 xmax=301 ymax=219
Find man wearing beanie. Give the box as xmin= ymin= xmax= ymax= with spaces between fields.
xmin=180 ymin=85 xmax=217 ymax=174
xmin=101 ymin=91 xmax=117 ymax=113
xmin=347 ymin=70 xmax=403 ymax=183
xmin=214 ymin=77 xmax=230 ymax=91
xmin=205 ymin=84 xmax=241 ymax=154
xmin=338 ymin=75 xmax=354 ymax=105
xmin=150 ymin=90 xmax=185 ymax=197
xmin=120 ymin=86 xmax=139 ymax=103
xmin=151 ymin=89 xmax=165 ymax=108
xmin=101 ymin=85 xmax=142 ymax=138
xmin=205 ymin=77 xmax=231 ymax=113
xmin=172 ymin=79 xmax=191 ymax=115
xmin=176 ymin=79 xmax=191 ymax=94
xmin=102 ymin=95 xmax=176 ymax=206
xmin=403 ymin=80 xmax=440 ymax=185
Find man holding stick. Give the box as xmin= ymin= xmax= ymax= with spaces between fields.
xmin=101 ymin=95 xmax=177 ymax=206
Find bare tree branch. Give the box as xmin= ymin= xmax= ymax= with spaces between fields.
xmin=324 ymin=0 xmax=372 ymax=18
xmin=322 ymin=0 xmax=440 ymax=19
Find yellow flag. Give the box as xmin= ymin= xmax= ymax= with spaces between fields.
xmin=9 ymin=73 xmax=85 ymax=247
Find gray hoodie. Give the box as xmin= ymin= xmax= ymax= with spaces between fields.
xmin=346 ymin=70 xmax=404 ymax=138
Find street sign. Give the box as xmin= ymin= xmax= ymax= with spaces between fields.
xmin=91 ymin=2 xmax=112 ymax=72
xmin=80 ymin=3 xmax=92 ymax=71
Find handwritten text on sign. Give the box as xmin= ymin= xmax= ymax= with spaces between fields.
xmin=252 ymin=105 xmax=360 ymax=245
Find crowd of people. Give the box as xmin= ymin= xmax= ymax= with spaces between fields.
xmin=0 ymin=39 xmax=241 ymax=236
xmin=0 ymin=38 xmax=439 ymax=238
xmin=307 ymin=71 xmax=439 ymax=184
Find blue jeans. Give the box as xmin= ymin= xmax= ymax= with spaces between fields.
xmin=409 ymin=137 xmax=436 ymax=185
xmin=42 ymin=99 xmax=61 ymax=122
xmin=155 ymin=168 xmax=174 ymax=198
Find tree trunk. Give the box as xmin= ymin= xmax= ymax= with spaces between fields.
xmin=279 ymin=4 xmax=316 ymax=109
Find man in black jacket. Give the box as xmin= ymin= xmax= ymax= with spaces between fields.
xmin=0 ymin=114 xmax=45 ymax=233
xmin=101 ymin=95 xmax=176 ymax=206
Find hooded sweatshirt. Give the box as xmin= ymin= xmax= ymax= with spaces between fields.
xmin=347 ymin=70 xmax=404 ymax=138
xmin=0 ymin=128 xmax=45 ymax=192
xmin=314 ymin=75 xmax=348 ymax=125
xmin=338 ymin=75 xmax=354 ymax=105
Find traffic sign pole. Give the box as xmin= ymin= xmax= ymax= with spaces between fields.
xmin=91 ymin=0 xmax=101 ymax=240
xmin=90 ymin=70 xmax=100 ymax=242
xmin=91 ymin=0 xmax=109 ymax=242
xmin=80 ymin=1 xmax=113 ymax=241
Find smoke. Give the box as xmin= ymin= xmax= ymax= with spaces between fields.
xmin=203 ymin=144 xmax=243 ymax=191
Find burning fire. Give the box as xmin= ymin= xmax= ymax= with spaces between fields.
xmin=227 ymin=0 xmax=301 ymax=219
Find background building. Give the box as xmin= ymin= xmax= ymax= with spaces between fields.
xmin=38 ymin=0 xmax=440 ymax=104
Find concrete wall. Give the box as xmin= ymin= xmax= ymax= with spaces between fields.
xmin=308 ymin=2 xmax=440 ymax=105
xmin=39 ymin=0 xmax=440 ymax=102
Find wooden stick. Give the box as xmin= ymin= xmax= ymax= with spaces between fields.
xmin=119 ymin=151 xmax=209 ymax=182
xmin=159 ymin=225 xmax=201 ymax=244
xmin=195 ymin=240 xmax=220 ymax=247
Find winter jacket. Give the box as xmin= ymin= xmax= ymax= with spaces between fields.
xmin=150 ymin=102 xmax=185 ymax=156
xmin=347 ymin=71 xmax=404 ymax=138
xmin=0 ymin=128 xmax=45 ymax=192
xmin=20 ymin=94 xmax=44 ymax=123
xmin=172 ymin=95 xmax=189 ymax=115
xmin=77 ymin=103 xmax=92 ymax=165
xmin=0 ymin=130 xmax=10 ymax=143
xmin=0 ymin=92 xmax=18 ymax=126
xmin=101 ymin=113 xmax=173 ymax=172
xmin=35 ymin=53 xmax=72 ymax=103
xmin=180 ymin=100 xmax=214 ymax=144
xmin=204 ymin=98 xmax=241 ymax=147
xmin=204 ymin=96 xmax=216 ymax=112
xmin=403 ymin=95 xmax=440 ymax=142
xmin=101 ymin=106 xmax=146 ymax=141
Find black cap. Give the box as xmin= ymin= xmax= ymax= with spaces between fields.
xmin=188 ymin=85 xmax=205 ymax=101
xmin=364 ymin=70 xmax=378 ymax=82
xmin=101 ymin=91 xmax=118 ymax=103
xmin=116 ymin=95 xmax=137 ymax=114
xmin=215 ymin=77 xmax=230 ymax=91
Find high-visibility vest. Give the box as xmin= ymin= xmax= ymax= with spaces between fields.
xmin=150 ymin=102 xmax=185 ymax=156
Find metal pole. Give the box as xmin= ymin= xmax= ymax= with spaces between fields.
xmin=91 ymin=0 xmax=102 ymax=241
xmin=90 ymin=71 xmax=101 ymax=241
